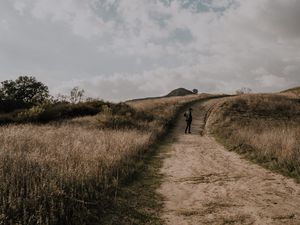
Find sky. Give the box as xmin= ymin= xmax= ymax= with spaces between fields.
xmin=0 ymin=0 xmax=300 ymax=101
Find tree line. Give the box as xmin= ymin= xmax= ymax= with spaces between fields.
xmin=0 ymin=76 xmax=85 ymax=112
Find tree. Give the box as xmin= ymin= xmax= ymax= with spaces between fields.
xmin=0 ymin=76 xmax=49 ymax=105
xmin=0 ymin=87 xmax=4 ymax=101
xmin=192 ymin=89 xmax=198 ymax=94
xmin=53 ymin=94 xmax=69 ymax=103
xmin=236 ymin=87 xmax=252 ymax=95
xmin=70 ymin=87 xmax=85 ymax=104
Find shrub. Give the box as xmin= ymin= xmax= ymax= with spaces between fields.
xmin=0 ymin=99 xmax=31 ymax=113
xmin=95 ymin=105 xmax=134 ymax=129
xmin=0 ymin=113 xmax=14 ymax=125
xmin=16 ymin=105 xmax=45 ymax=122
xmin=38 ymin=102 xmax=103 ymax=122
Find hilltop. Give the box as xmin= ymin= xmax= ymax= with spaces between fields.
xmin=165 ymin=88 xmax=195 ymax=97
xmin=128 ymin=87 xmax=196 ymax=102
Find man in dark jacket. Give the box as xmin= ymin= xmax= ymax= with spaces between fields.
xmin=184 ymin=108 xmax=193 ymax=134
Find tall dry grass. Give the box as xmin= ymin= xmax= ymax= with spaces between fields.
xmin=209 ymin=94 xmax=300 ymax=177
xmin=0 ymin=124 xmax=150 ymax=224
xmin=237 ymin=125 xmax=300 ymax=169
xmin=0 ymin=94 xmax=209 ymax=224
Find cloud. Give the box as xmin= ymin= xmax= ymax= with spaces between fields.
xmin=13 ymin=1 xmax=26 ymax=15
xmin=253 ymin=68 xmax=290 ymax=88
xmin=258 ymin=0 xmax=300 ymax=38
xmin=29 ymin=0 xmax=113 ymax=39
xmin=256 ymin=74 xmax=288 ymax=89
xmin=0 ymin=0 xmax=300 ymax=101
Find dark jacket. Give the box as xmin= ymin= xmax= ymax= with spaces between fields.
xmin=184 ymin=111 xmax=192 ymax=122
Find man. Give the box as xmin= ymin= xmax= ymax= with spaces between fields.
xmin=184 ymin=108 xmax=193 ymax=134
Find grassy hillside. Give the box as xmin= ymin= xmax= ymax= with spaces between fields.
xmin=208 ymin=94 xmax=300 ymax=180
xmin=281 ymin=86 xmax=300 ymax=96
xmin=0 ymin=93 xmax=211 ymax=225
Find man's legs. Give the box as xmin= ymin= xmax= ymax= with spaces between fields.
xmin=185 ymin=121 xmax=189 ymax=133
xmin=185 ymin=121 xmax=191 ymax=134
xmin=188 ymin=121 xmax=191 ymax=133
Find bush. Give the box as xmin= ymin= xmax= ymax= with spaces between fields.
xmin=92 ymin=104 xmax=156 ymax=129
xmin=16 ymin=105 xmax=45 ymax=122
xmin=0 ymin=113 xmax=14 ymax=125
xmin=95 ymin=105 xmax=135 ymax=129
xmin=134 ymin=110 xmax=155 ymax=122
xmin=0 ymin=99 xmax=31 ymax=113
xmin=38 ymin=102 xmax=103 ymax=122
xmin=0 ymin=100 xmax=154 ymax=126
xmin=110 ymin=103 xmax=135 ymax=115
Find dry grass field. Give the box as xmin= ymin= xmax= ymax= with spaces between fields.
xmin=0 ymin=125 xmax=150 ymax=224
xmin=0 ymin=94 xmax=209 ymax=225
xmin=208 ymin=94 xmax=300 ymax=179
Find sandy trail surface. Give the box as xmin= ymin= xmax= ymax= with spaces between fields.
xmin=157 ymin=99 xmax=300 ymax=225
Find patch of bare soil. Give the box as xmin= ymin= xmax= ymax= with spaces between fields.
xmin=157 ymin=99 xmax=300 ymax=225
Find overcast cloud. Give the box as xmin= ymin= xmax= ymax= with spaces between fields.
xmin=0 ymin=0 xmax=300 ymax=101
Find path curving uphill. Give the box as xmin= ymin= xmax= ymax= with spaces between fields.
xmin=157 ymin=99 xmax=300 ymax=225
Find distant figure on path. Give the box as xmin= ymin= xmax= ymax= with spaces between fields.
xmin=184 ymin=108 xmax=193 ymax=134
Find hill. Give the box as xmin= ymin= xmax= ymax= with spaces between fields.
xmin=165 ymin=88 xmax=195 ymax=97
xmin=127 ymin=87 xmax=196 ymax=102
xmin=281 ymin=86 xmax=300 ymax=96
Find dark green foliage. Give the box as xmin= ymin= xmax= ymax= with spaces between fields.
xmin=111 ymin=103 xmax=154 ymax=122
xmin=0 ymin=76 xmax=49 ymax=104
xmin=166 ymin=88 xmax=194 ymax=97
xmin=0 ymin=76 xmax=49 ymax=112
xmin=0 ymin=99 xmax=155 ymax=127
xmin=0 ymin=99 xmax=31 ymax=113
xmin=134 ymin=110 xmax=155 ymax=122
xmin=0 ymin=101 xmax=107 ymax=125
xmin=110 ymin=103 xmax=135 ymax=116
xmin=0 ymin=113 xmax=14 ymax=125
xmin=38 ymin=102 xmax=104 ymax=122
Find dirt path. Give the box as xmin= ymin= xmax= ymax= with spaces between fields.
xmin=157 ymin=99 xmax=300 ymax=225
